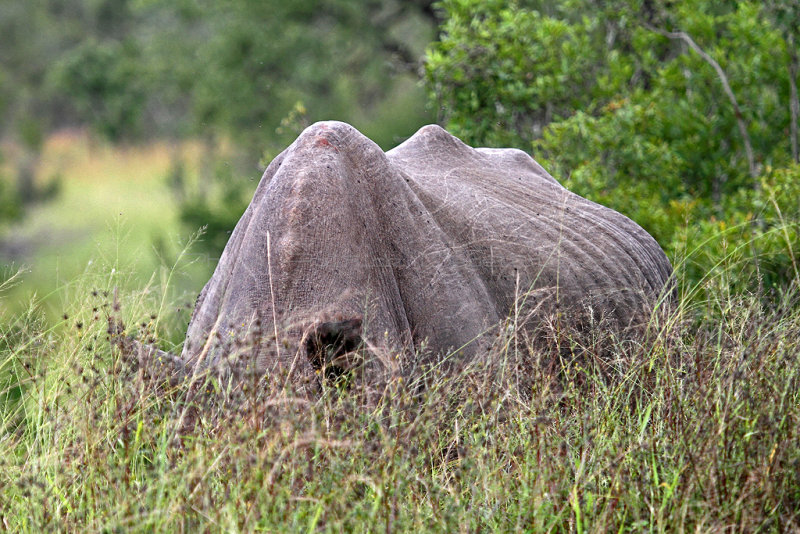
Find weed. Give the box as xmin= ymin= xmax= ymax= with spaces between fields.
xmin=2 ymin=229 xmax=800 ymax=532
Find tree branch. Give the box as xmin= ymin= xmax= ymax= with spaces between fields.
xmin=648 ymin=25 xmax=759 ymax=181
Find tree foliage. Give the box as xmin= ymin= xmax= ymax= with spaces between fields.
xmin=151 ymin=0 xmax=438 ymax=256
xmin=426 ymin=0 xmax=800 ymax=292
xmin=0 ymin=0 xmax=156 ymax=225
xmin=0 ymin=0 xmax=437 ymax=248
xmin=163 ymin=1 xmax=433 ymax=148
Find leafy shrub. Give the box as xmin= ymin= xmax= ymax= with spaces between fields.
xmin=426 ymin=0 xmax=800 ymax=295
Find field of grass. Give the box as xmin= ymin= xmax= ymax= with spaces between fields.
xmin=1 ymin=225 xmax=799 ymax=531
xmin=1 ymin=134 xmax=799 ymax=532
xmin=0 ymin=131 xmax=212 ymax=324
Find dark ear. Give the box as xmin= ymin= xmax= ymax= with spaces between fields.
xmin=305 ymin=317 xmax=363 ymax=381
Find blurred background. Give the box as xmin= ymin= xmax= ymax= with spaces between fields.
xmin=0 ymin=0 xmax=439 ymax=324
xmin=1 ymin=0 xmax=799 ymax=330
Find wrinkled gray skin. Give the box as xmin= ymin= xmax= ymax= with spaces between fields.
xmin=178 ymin=121 xmax=672 ymax=381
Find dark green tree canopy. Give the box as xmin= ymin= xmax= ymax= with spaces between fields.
xmin=425 ymin=0 xmax=800 ymax=291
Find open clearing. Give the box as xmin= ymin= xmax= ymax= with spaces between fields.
xmin=1 ymin=131 xmax=211 ymax=322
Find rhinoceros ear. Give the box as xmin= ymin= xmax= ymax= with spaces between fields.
xmin=305 ymin=317 xmax=363 ymax=382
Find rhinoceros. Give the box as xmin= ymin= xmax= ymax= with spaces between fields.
xmin=147 ymin=121 xmax=671 ymax=385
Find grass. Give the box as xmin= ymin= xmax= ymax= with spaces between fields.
xmin=1 ymin=227 xmax=799 ymax=532
xmin=0 ymin=130 xmax=212 ymax=323
xmin=1 ymin=132 xmax=799 ymax=531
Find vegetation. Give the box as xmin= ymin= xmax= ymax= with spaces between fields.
xmin=426 ymin=0 xmax=800 ymax=294
xmin=1 ymin=237 xmax=799 ymax=531
xmin=2 ymin=0 xmax=800 ymax=530
xmin=0 ymin=132 xmax=210 ymax=324
xmin=0 ymin=0 xmax=437 ymax=249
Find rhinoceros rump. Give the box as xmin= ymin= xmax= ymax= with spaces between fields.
xmin=178 ymin=121 xmax=672 ymax=381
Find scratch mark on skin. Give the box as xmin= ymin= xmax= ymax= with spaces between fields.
xmin=314 ymin=137 xmax=339 ymax=152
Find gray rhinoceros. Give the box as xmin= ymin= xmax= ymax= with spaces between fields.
xmin=168 ymin=121 xmax=671 ymax=382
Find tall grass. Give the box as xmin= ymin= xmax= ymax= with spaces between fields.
xmin=1 ymin=229 xmax=799 ymax=532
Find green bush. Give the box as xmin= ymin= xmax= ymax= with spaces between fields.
xmin=425 ymin=0 xmax=800 ymax=295
xmin=50 ymin=39 xmax=148 ymax=142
